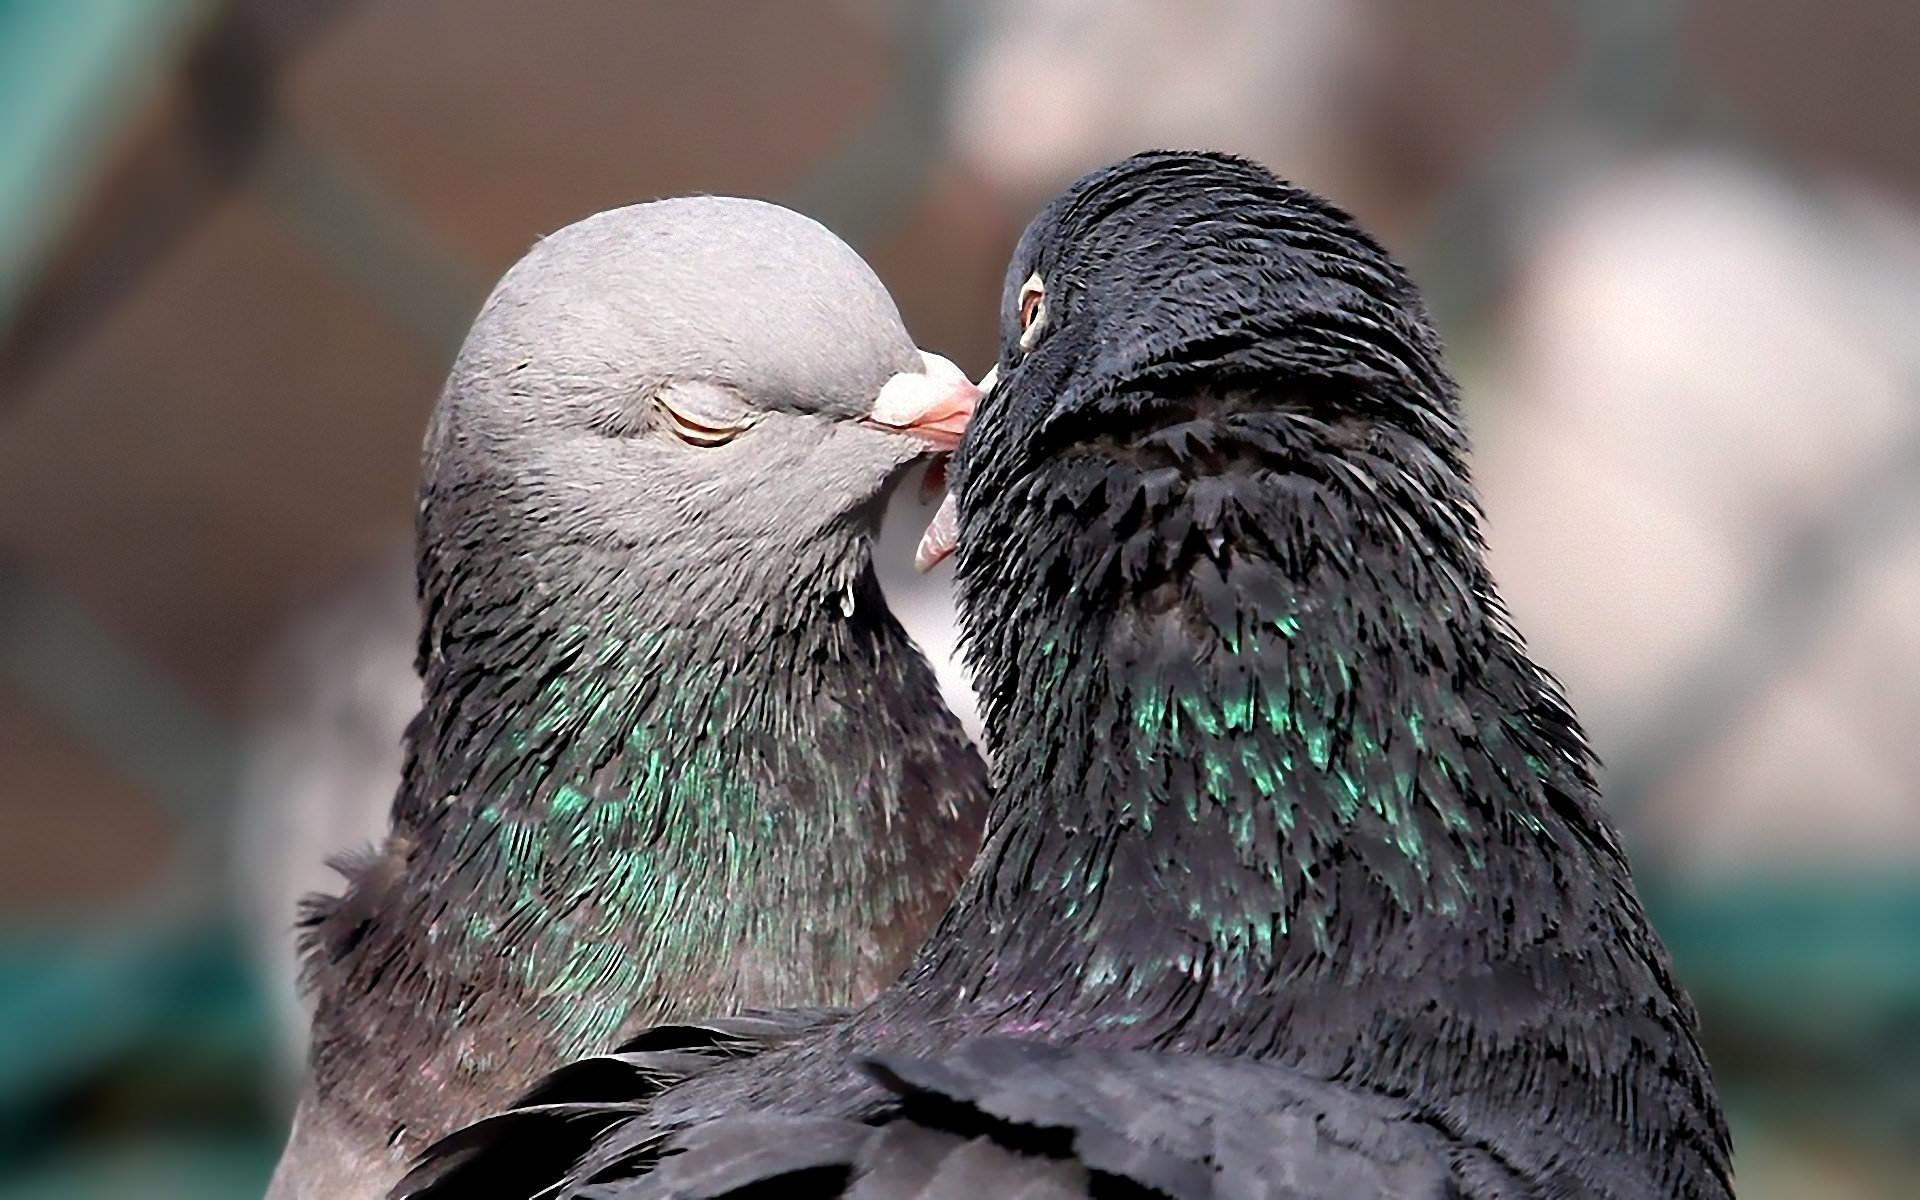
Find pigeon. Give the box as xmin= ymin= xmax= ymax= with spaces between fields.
xmin=393 ymin=153 xmax=1733 ymax=1199
xmin=266 ymin=196 xmax=990 ymax=1199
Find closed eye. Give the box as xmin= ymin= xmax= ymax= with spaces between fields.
xmin=654 ymin=381 xmax=761 ymax=447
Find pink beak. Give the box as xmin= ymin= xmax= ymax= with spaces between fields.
xmin=915 ymin=491 xmax=960 ymax=572
xmin=864 ymin=351 xmax=979 ymax=451
xmin=911 ymin=365 xmax=997 ymax=572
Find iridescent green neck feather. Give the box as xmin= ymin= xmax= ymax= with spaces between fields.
xmin=888 ymin=376 xmax=1724 ymax=1195
xmin=911 ymin=460 xmax=1599 ymax=1025
xmin=301 ymin=520 xmax=984 ymax=1154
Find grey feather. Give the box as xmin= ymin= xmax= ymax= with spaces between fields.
xmin=270 ymin=196 xmax=989 ymax=1200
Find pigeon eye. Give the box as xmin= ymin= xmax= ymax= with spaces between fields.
xmin=1019 ymin=289 xmax=1044 ymax=331
xmin=654 ymin=382 xmax=759 ymax=447
xmin=1016 ymin=273 xmax=1047 ymax=352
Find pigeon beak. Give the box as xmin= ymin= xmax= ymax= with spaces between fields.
xmin=912 ymin=363 xmax=1000 ymax=573
xmin=864 ymin=351 xmax=979 ymax=451
xmin=914 ymin=490 xmax=959 ymax=573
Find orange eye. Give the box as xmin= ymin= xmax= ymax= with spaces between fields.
xmin=1019 ymin=288 xmax=1044 ymax=331
xmin=1015 ymin=272 xmax=1047 ymax=351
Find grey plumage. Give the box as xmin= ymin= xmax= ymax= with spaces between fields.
xmin=268 ymin=197 xmax=987 ymax=1198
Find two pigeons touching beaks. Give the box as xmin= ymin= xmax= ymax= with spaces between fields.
xmin=269 ymin=156 xmax=1734 ymax=1200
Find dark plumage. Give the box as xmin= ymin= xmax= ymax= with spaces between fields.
xmin=396 ymin=154 xmax=1733 ymax=1199
xmin=268 ymin=197 xmax=988 ymax=1198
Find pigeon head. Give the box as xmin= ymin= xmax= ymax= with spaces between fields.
xmin=923 ymin=151 xmax=1476 ymax=575
xmin=425 ymin=196 xmax=975 ymax=602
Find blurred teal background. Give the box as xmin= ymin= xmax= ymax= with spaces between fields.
xmin=1 ymin=2 xmax=1917 ymax=1197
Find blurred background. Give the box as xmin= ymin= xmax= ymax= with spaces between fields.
xmin=1 ymin=1 xmax=1916 ymax=1196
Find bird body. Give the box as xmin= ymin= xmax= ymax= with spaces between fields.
xmin=268 ymin=197 xmax=987 ymax=1198
xmin=398 ymin=157 xmax=1731 ymax=1199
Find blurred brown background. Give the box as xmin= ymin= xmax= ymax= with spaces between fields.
xmin=1 ymin=2 xmax=1916 ymax=1196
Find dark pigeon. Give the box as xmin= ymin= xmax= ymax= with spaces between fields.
xmin=266 ymin=197 xmax=990 ymax=1198
xmin=394 ymin=154 xmax=1733 ymax=1199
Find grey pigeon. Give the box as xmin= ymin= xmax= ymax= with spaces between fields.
xmin=266 ymin=196 xmax=989 ymax=1199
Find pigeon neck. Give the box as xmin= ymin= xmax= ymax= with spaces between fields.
xmin=887 ymin=418 xmax=1730 ymax=1197
xmin=917 ymin=436 xmax=1615 ymax=1040
xmin=304 ymin=520 xmax=978 ymax=1143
